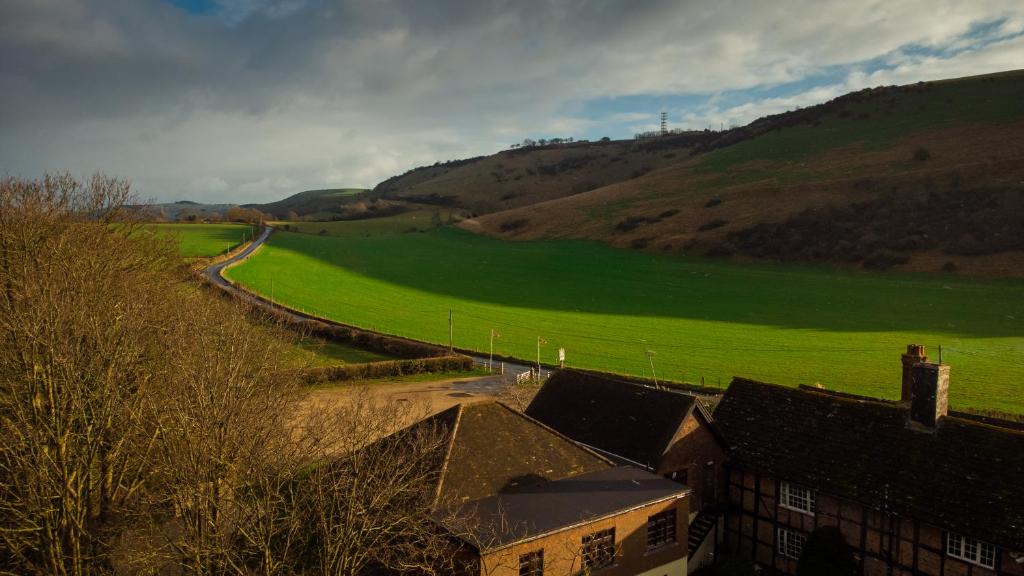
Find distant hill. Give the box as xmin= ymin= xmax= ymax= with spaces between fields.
xmin=246 ymin=188 xmax=368 ymax=220
xmin=396 ymin=69 xmax=1024 ymax=277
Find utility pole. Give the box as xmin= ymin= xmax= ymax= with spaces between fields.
xmin=645 ymin=348 xmax=658 ymax=386
xmin=270 ymin=278 xmax=274 ymax=306
xmin=536 ymin=336 xmax=546 ymax=379
xmin=448 ymin=309 xmax=453 ymax=354
xmin=489 ymin=329 xmax=500 ymax=372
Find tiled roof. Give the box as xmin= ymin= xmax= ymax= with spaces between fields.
xmin=393 ymin=402 xmax=611 ymax=506
xmin=525 ymin=369 xmax=700 ymax=467
xmin=714 ymin=378 xmax=1024 ymax=551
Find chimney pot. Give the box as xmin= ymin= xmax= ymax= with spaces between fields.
xmin=909 ymin=362 xmax=949 ymax=429
xmin=901 ymin=344 xmax=927 ymax=402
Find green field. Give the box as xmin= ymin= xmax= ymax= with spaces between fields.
xmin=225 ymin=223 xmax=1024 ymax=412
xmin=152 ymin=223 xmax=257 ymax=257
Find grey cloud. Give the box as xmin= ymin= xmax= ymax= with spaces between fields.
xmin=2 ymin=0 xmax=1022 ymax=202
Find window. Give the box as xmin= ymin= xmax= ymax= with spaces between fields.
xmin=582 ymin=528 xmax=615 ymax=571
xmin=946 ymin=532 xmax=996 ymax=569
xmin=780 ymin=481 xmax=816 ymax=515
xmin=668 ymin=468 xmax=688 ymax=485
xmin=519 ymin=549 xmax=543 ymax=576
xmin=647 ymin=509 xmax=677 ymax=549
xmin=777 ymin=528 xmax=806 ymax=559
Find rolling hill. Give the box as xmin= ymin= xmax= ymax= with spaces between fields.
xmin=372 ymin=70 xmax=1024 ymax=277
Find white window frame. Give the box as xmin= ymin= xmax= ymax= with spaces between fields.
xmin=779 ymin=481 xmax=816 ymax=515
xmin=777 ymin=527 xmax=806 ymax=560
xmin=946 ymin=531 xmax=996 ymax=569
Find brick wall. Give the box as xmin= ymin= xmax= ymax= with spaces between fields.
xmin=657 ymin=411 xmax=726 ymax=512
xmin=478 ymin=494 xmax=689 ymax=576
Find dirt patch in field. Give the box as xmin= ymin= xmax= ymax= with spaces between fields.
xmin=294 ymin=374 xmax=511 ymax=435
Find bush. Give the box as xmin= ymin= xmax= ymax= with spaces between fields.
xmin=291 ymin=355 xmax=474 ymax=385
xmin=704 ymin=197 xmax=723 ymax=208
xmin=913 ymin=147 xmax=931 ymax=162
xmin=942 ymin=261 xmax=958 ymax=272
xmin=499 ymin=218 xmax=529 ymax=232
xmin=698 ymin=218 xmax=728 ymax=232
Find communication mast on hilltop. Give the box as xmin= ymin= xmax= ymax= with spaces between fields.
xmin=660 ymin=111 xmax=668 ymax=136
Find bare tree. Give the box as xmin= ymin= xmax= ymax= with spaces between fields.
xmin=0 ymin=174 xmax=474 ymax=576
xmin=0 ymin=174 xmax=180 ymax=575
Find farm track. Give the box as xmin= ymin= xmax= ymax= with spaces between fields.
xmin=204 ymin=226 xmax=545 ymax=382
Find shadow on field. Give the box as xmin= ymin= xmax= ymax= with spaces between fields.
xmin=250 ymin=228 xmax=1023 ymax=338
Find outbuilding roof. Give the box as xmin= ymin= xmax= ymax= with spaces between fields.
xmin=445 ymin=465 xmax=689 ymax=551
xmin=525 ymin=369 xmax=706 ymax=467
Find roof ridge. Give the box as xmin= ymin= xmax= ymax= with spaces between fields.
xmin=431 ymin=404 xmax=464 ymax=510
xmin=731 ymin=377 xmax=906 ymax=412
xmin=494 ymin=401 xmax=616 ymax=467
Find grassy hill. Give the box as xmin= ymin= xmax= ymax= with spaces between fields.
xmin=224 ymin=220 xmax=1024 ymax=413
xmin=374 ymin=70 xmax=1024 ymax=276
xmin=247 ymin=188 xmax=368 ymax=220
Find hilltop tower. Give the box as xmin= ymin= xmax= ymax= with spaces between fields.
xmin=660 ymin=111 xmax=668 ymax=136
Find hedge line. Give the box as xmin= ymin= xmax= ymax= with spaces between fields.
xmin=202 ymin=276 xmax=449 ymax=360
xmin=290 ymin=355 xmax=474 ymax=385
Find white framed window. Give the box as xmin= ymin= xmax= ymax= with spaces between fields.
xmin=518 ymin=549 xmax=543 ymax=576
xmin=946 ymin=532 xmax=996 ymax=569
xmin=582 ymin=528 xmax=615 ymax=571
xmin=780 ymin=481 xmax=816 ymax=515
xmin=777 ymin=527 xmax=806 ymax=559
xmin=646 ymin=508 xmax=677 ymax=550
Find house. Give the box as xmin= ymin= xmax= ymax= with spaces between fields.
xmin=524 ymin=369 xmax=727 ymax=571
xmin=525 ymin=369 xmax=725 ymax=511
xmin=386 ymin=401 xmax=692 ymax=575
xmin=713 ymin=345 xmax=1024 ymax=576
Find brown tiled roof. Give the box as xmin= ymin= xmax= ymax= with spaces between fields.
xmin=525 ymin=369 xmax=701 ymax=467
xmin=394 ymin=402 xmax=611 ymax=507
xmin=714 ymin=378 xmax=1024 ymax=551
xmin=444 ymin=466 xmax=689 ymax=551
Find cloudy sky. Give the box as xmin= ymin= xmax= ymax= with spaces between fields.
xmin=2 ymin=0 xmax=1023 ymax=203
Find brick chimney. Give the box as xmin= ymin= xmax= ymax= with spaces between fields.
xmin=908 ymin=362 xmax=950 ymax=429
xmin=900 ymin=344 xmax=927 ymax=403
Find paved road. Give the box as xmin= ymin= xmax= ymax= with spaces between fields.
xmin=204 ymin=225 xmax=548 ymax=382
xmin=205 ymin=224 xmax=273 ymax=288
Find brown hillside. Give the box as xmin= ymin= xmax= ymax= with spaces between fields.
xmin=372 ymin=133 xmax=720 ymax=215
xmin=459 ymin=71 xmax=1024 ymax=276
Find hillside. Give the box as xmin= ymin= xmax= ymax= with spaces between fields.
xmin=372 ymin=133 xmax=720 ymax=215
xmin=377 ymin=70 xmax=1024 ymax=276
xmin=246 ymin=187 xmax=368 ymax=220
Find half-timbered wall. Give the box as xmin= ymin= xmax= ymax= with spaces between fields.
xmin=724 ymin=467 xmax=1024 ymax=576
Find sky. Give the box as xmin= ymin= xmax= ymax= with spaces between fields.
xmin=2 ymin=1 xmax=1023 ymax=204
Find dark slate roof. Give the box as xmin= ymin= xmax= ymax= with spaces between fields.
xmin=525 ymin=369 xmax=700 ymax=467
xmin=715 ymin=378 xmax=1024 ymax=551
xmin=394 ymin=402 xmax=611 ymax=506
xmin=443 ymin=466 xmax=689 ymax=551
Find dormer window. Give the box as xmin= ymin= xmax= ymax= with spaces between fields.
xmin=780 ymin=481 xmax=815 ymax=515
xmin=946 ymin=532 xmax=996 ymax=569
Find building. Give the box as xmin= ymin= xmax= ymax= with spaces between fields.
xmin=524 ymin=369 xmax=727 ymax=570
xmin=385 ymin=401 xmax=692 ymax=575
xmin=714 ymin=346 xmax=1024 ymax=575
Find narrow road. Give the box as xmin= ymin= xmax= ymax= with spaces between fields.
xmin=204 ymin=225 xmax=548 ymax=381
xmin=205 ymin=224 xmax=273 ymax=288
